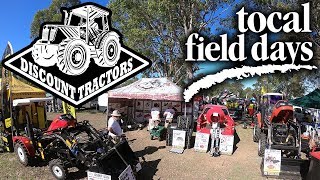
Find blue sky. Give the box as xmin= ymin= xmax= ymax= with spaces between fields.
xmin=0 ymin=0 xmax=255 ymax=88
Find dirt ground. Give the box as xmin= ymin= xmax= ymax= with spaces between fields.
xmin=0 ymin=111 xmax=265 ymax=180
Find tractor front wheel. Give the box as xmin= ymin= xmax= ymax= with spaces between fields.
xmin=258 ymin=133 xmax=267 ymax=157
xmin=49 ymin=159 xmax=67 ymax=180
xmin=95 ymin=32 xmax=121 ymax=67
xmin=57 ymin=39 xmax=90 ymax=76
xmin=14 ymin=142 xmax=31 ymax=166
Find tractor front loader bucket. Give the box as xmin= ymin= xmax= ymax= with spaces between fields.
xmin=89 ymin=140 xmax=140 ymax=179
xmin=261 ymin=157 xmax=310 ymax=179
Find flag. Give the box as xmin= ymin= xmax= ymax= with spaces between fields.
xmin=62 ymin=101 xmax=77 ymax=118
xmin=261 ymin=86 xmax=266 ymax=95
xmin=2 ymin=42 xmax=13 ymax=120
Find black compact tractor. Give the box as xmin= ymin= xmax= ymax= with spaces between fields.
xmin=9 ymin=98 xmax=141 ymax=180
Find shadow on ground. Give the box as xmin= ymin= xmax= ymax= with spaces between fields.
xmin=233 ymin=129 xmax=241 ymax=154
xmin=67 ymin=170 xmax=87 ymax=180
xmin=135 ymin=146 xmax=166 ymax=158
xmin=138 ymin=159 xmax=161 ymax=180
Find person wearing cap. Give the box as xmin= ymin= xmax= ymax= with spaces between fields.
xmin=107 ymin=110 xmax=123 ymax=142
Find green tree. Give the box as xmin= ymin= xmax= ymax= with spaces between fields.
xmin=253 ymin=0 xmax=320 ymax=90
xmin=30 ymin=0 xmax=80 ymax=39
xmin=108 ymin=0 xmax=236 ymax=85
xmin=252 ymin=73 xmax=306 ymax=98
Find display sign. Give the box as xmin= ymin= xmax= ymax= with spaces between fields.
xmin=172 ymin=102 xmax=182 ymax=112
xmin=263 ymin=149 xmax=282 ymax=176
xmin=143 ymin=101 xmax=152 ymax=110
xmin=87 ymin=171 xmax=111 ymax=180
xmin=172 ymin=130 xmax=186 ymax=148
xmin=194 ymin=132 xmax=210 ymax=152
xmin=219 ymin=135 xmax=234 ymax=155
xmin=135 ymin=101 xmax=143 ymax=110
xmin=118 ymin=165 xmax=136 ymax=180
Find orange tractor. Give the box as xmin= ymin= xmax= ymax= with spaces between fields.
xmin=254 ymin=93 xmax=309 ymax=178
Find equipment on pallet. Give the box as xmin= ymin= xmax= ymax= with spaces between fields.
xmin=255 ymin=93 xmax=310 ymax=178
xmin=196 ymin=104 xmax=235 ymax=156
xmin=166 ymin=116 xmax=193 ymax=149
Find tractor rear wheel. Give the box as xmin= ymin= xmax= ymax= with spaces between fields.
xmin=57 ymin=39 xmax=90 ymax=75
xmin=49 ymin=159 xmax=67 ymax=180
xmin=95 ymin=32 xmax=121 ymax=67
xmin=14 ymin=142 xmax=31 ymax=166
xmin=258 ymin=133 xmax=267 ymax=157
xmin=253 ymin=124 xmax=261 ymax=142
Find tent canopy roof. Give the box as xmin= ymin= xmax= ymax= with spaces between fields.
xmin=290 ymin=88 xmax=320 ymax=109
xmin=0 ymin=77 xmax=46 ymax=99
xmin=13 ymin=97 xmax=53 ymax=107
xmin=108 ymin=78 xmax=183 ymax=101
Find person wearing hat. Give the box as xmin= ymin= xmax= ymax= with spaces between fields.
xmin=107 ymin=110 xmax=123 ymax=142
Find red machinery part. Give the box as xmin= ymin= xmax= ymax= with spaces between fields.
xmin=47 ymin=114 xmax=77 ymax=133
xmin=270 ymin=100 xmax=293 ymax=123
xmin=307 ymin=150 xmax=320 ymax=179
xmin=197 ymin=105 xmax=235 ymax=135
xmin=13 ymin=136 xmax=36 ymax=157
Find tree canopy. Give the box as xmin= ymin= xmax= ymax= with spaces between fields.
xmin=108 ymin=0 xmax=235 ymax=86
xmin=30 ymin=0 xmax=80 ymax=39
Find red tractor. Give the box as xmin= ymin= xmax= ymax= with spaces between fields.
xmin=11 ymin=98 xmax=141 ymax=179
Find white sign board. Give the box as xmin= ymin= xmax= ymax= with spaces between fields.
xmin=194 ymin=132 xmax=210 ymax=152
xmin=263 ymin=149 xmax=282 ymax=176
xmin=87 ymin=171 xmax=111 ymax=180
xmin=172 ymin=130 xmax=186 ymax=149
xmin=118 ymin=165 xmax=136 ymax=180
xmin=219 ymin=135 xmax=234 ymax=155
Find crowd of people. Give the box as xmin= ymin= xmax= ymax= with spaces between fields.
xmin=107 ymin=103 xmax=177 ymax=142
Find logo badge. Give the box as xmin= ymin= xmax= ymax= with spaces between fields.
xmin=2 ymin=3 xmax=151 ymax=107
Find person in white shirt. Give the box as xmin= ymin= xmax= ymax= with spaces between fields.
xmin=164 ymin=104 xmax=175 ymax=128
xmin=151 ymin=103 xmax=161 ymax=120
xmin=149 ymin=103 xmax=161 ymax=130
xmin=107 ymin=110 xmax=123 ymax=142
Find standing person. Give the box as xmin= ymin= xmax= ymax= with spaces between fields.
xmin=164 ymin=104 xmax=175 ymax=128
xmin=107 ymin=110 xmax=123 ymax=143
xmin=149 ymin=103 xmax=161 ymax=130
xmin=151 ymin=103 xmax=161 ymax=120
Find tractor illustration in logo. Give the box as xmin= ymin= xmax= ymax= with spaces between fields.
xmin=32 ymin=5 xmax=121 ymax=75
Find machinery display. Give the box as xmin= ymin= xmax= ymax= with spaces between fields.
xmin=226 ymin=98 xmax=244 ymax=120
xmin=197 ymin=105 xmax=235 ymax=156
xmin=32 ymin=4 xmax=121 ymax=75
xmin=10 ymin=98 xmax=141 ymax=180
xmin=254 ymin=93 xmax=309 ymax=178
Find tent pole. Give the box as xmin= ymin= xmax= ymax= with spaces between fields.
xmin=133 ymin=99 xmax=136 ymax=123
xmin=184 ymin=102 xmax=187 ymax=117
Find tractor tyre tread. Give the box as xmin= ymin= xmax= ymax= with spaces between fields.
xmin=258 ymin=133 xmax=267 ymax=157
xmin=57 ymin=39 xmax=90 ymax=75
xmin=49 ymin=159 xmax=67 ymax=180
xmin=95 ymin=32 xmax=120 ymax=67
xmin=14 ymin=142 xmax=31 ymax=166
xmin=253 ymin=124 xmax=261 ymax=142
